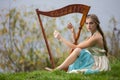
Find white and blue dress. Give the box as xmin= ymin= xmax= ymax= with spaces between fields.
xmin=68 ymin=46 xmax=110 ymax=74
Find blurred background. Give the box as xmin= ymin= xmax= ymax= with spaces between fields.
xmin=0 ymin=0 xmax=120 ymax=72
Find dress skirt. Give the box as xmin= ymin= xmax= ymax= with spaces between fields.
xmin=68 ymin=49 xmax=110 ymax=74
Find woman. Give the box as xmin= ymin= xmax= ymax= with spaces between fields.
xmin=46 ymin=14 xmax=110 ymax=74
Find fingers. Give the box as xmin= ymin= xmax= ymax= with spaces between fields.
xmin=54 ymin=30 xmax=58 ymax=38
xmin=54 ymin=30 xmax=61 ymax=40
xmin=67 ymin=23 xmax=73 ymax=29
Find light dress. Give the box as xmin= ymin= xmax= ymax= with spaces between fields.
xmin=68 ymin=46 xmax=110 ymax=74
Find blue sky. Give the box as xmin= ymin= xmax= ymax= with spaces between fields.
xmin=0 ymin=0 xmax=120 ymax=31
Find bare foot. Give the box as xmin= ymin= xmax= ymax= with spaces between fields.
xmin=45 ymin=67 xmax=53 ymax=71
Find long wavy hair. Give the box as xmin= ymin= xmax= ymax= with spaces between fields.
xmin=86 ymin=14 xmax=108 ymax=56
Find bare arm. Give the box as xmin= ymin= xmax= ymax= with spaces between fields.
xmin=67 ymin=23 xmax=76 ymax=42
xmin=54 ymin=30 xmax=98 ymax=49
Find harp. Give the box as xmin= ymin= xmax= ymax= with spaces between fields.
xmin=36 ymin=4 xmax=90 ymax=68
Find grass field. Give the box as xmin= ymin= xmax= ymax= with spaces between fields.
xmin=0 ymin=58 xmax=120 ymax=80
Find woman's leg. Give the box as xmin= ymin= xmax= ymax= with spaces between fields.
xmin=55 ymin=48 xmax=81 ymax=70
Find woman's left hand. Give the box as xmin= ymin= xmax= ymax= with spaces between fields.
xmin=67 ymin=23 xmax=74 ymax=32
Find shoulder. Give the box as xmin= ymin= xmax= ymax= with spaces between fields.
xmin=92 ymin=32 xmax=103 ymax=41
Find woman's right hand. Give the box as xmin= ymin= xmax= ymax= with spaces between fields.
xmin=54 ymin=30 xmax=61 ymax=40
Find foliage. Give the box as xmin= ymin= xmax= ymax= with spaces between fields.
xmin=0 ymin=6 xmax=86 ymax=72
xmin=106 ymin=17 xmax=120 ymax=59
xmin=0 ymin=7 xmax=50 ymax=72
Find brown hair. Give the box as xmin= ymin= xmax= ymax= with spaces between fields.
xmin=86 ymin=14 xmax=108 ymax=56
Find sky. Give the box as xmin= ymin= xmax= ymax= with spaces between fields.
xmin=0 ymin=0 xmax=120 ymax=31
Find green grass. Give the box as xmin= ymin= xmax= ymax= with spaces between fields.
xmin=0 ymin=59 xmax=120 ymax=80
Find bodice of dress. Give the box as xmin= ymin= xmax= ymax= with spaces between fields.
xmin=87 ymin=46 xmax=106 ymax=56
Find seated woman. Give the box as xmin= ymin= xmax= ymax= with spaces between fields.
xmin=46 ymin=14 xmax=110 ymax=74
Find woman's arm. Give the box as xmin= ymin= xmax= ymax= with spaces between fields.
xmin=67 ymin=23 xmax=76 ymax=42
xmin=54 ymin=30 xmax=76 ymax=48
xmin=59 ymin=36 xmax=77 ymax=49
xmin=54 ymin=30 xmax=98 ymax=49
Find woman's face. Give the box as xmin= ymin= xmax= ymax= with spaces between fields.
xmin=85 ymin=18 xmax=97 ymax=33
